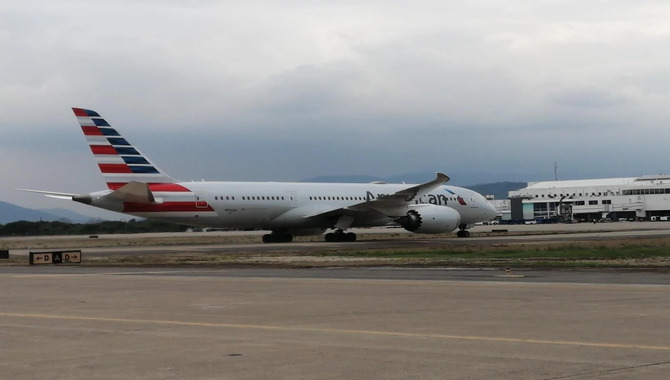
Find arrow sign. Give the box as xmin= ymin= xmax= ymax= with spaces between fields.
xmin=30 ymin=251 xmax=81 ymax=265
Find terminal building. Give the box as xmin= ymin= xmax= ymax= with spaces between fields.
xmin=505 ymin=175 xmax=670 ymax=222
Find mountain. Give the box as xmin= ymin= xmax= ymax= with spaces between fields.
xmin=0 ymin=202 xmax=61 ymax=224
xmin=40 ymin=208 xmax=101 ymax=223
xmin=0 ymin=202 xmax=96 ymax=224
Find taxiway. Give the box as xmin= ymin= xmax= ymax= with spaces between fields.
xmin=1 ymin=266 xmax=669 ymax=379
xmin=1 ymin=223 xmax=669 ymax=379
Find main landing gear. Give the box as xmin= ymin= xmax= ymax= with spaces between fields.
xmin=456 ymin=223 xmax=471 ymax=238
xmin=261 ymin=230 xmax=357 ymax=243
xmin=325 ymin=230 xmax=357 ymax=242
xmin=262 ymin=232 xmax=293 ymax=243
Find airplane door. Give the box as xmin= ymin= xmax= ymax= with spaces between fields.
xmin=287 ymin=191 xmax=299 ymax=207
xmin=195 ymin=194 xmax=209 ymax=209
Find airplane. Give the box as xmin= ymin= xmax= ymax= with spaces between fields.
xmin=22 ymin=107 xmax=498 ymax=243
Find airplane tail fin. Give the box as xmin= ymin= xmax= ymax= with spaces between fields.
xmin=72 ymin=107 xmax=176 ymax=190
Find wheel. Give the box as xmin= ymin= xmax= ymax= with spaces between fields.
xmin=262 ymin=233 xmax=293 ymax=243
xmin=325 ymin=232 xmax=356 ymax=242
xmin=456 ymin=230 xmax=471 ymax=238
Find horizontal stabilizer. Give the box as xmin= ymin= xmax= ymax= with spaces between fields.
xmin=16 ymin=188 xmax=78 ymax=200
xmin=106 ymin=181 xmax=156 ymax=203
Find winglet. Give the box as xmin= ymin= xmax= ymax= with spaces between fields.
xmin=436 ymin=172 xmax=450 ymax=183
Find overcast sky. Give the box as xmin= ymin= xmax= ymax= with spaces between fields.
xmin=2 ymin=1 xmax=670 ymax=216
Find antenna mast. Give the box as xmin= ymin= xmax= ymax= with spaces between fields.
xmin=554 ymin=162 xmax=558 ymax=181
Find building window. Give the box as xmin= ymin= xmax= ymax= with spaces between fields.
xmin=602 ymin=200 xmax=612 ymax=204
xmin=589 ymin=200 xmax=598 ymax=205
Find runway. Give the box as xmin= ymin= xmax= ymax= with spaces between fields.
xmin=2 ymin=224 xmax=670 ymax=379
xmin=1 ymin=266 xmax=669 ymax=379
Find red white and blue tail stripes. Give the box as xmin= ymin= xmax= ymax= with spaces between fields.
xmin=72 ymin=107 xmax=174 ymax=190
xmin=72 ymin=107 xmax=217 ymax=222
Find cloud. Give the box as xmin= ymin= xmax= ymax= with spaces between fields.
xmin=3 ymin=0 xmax=670 ymax=213
xmin=549 ymin=86 xmax=631 ymax=108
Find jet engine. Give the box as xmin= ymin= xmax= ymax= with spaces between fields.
xmin=395 ymin=204 xmax=461 ymax=234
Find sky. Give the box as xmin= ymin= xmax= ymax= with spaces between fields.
xmin=2 ymin=0 xmax=670 ymax=217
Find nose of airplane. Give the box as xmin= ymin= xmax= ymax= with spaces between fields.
xmin=484 ymin=198 xmax=498 ymax=220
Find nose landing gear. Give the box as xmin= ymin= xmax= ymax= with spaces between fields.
xmin=456 ymin=224 xmax=471 ymax=238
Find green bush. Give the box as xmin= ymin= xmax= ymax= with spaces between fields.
xmin=0 ymin=219 xmax=189 ymax=236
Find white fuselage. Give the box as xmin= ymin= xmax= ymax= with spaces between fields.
xmin=89 ymin=180 xmax=497 ymax=233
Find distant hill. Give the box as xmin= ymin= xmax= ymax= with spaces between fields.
xmin=0 ymin=202 xmax=60 ymax=224
xmin=0 ymin=202 xmax=93 ymax=224
xmin=40 ymin=208 xmax=102 ymax=223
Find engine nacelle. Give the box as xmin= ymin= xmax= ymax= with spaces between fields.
xmin=395 ymin=205 xmax=461 ymax=234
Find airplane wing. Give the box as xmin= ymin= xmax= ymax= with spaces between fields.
xmin=304 ymin=172 xmax=450 ymax=222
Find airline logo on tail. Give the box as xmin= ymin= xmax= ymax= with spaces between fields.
xmin=72 ymin=107 xmax=174 ymax=190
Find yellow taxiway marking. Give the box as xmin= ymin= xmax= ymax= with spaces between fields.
xmin=2 ymin=312 xmax=669 ymax=351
